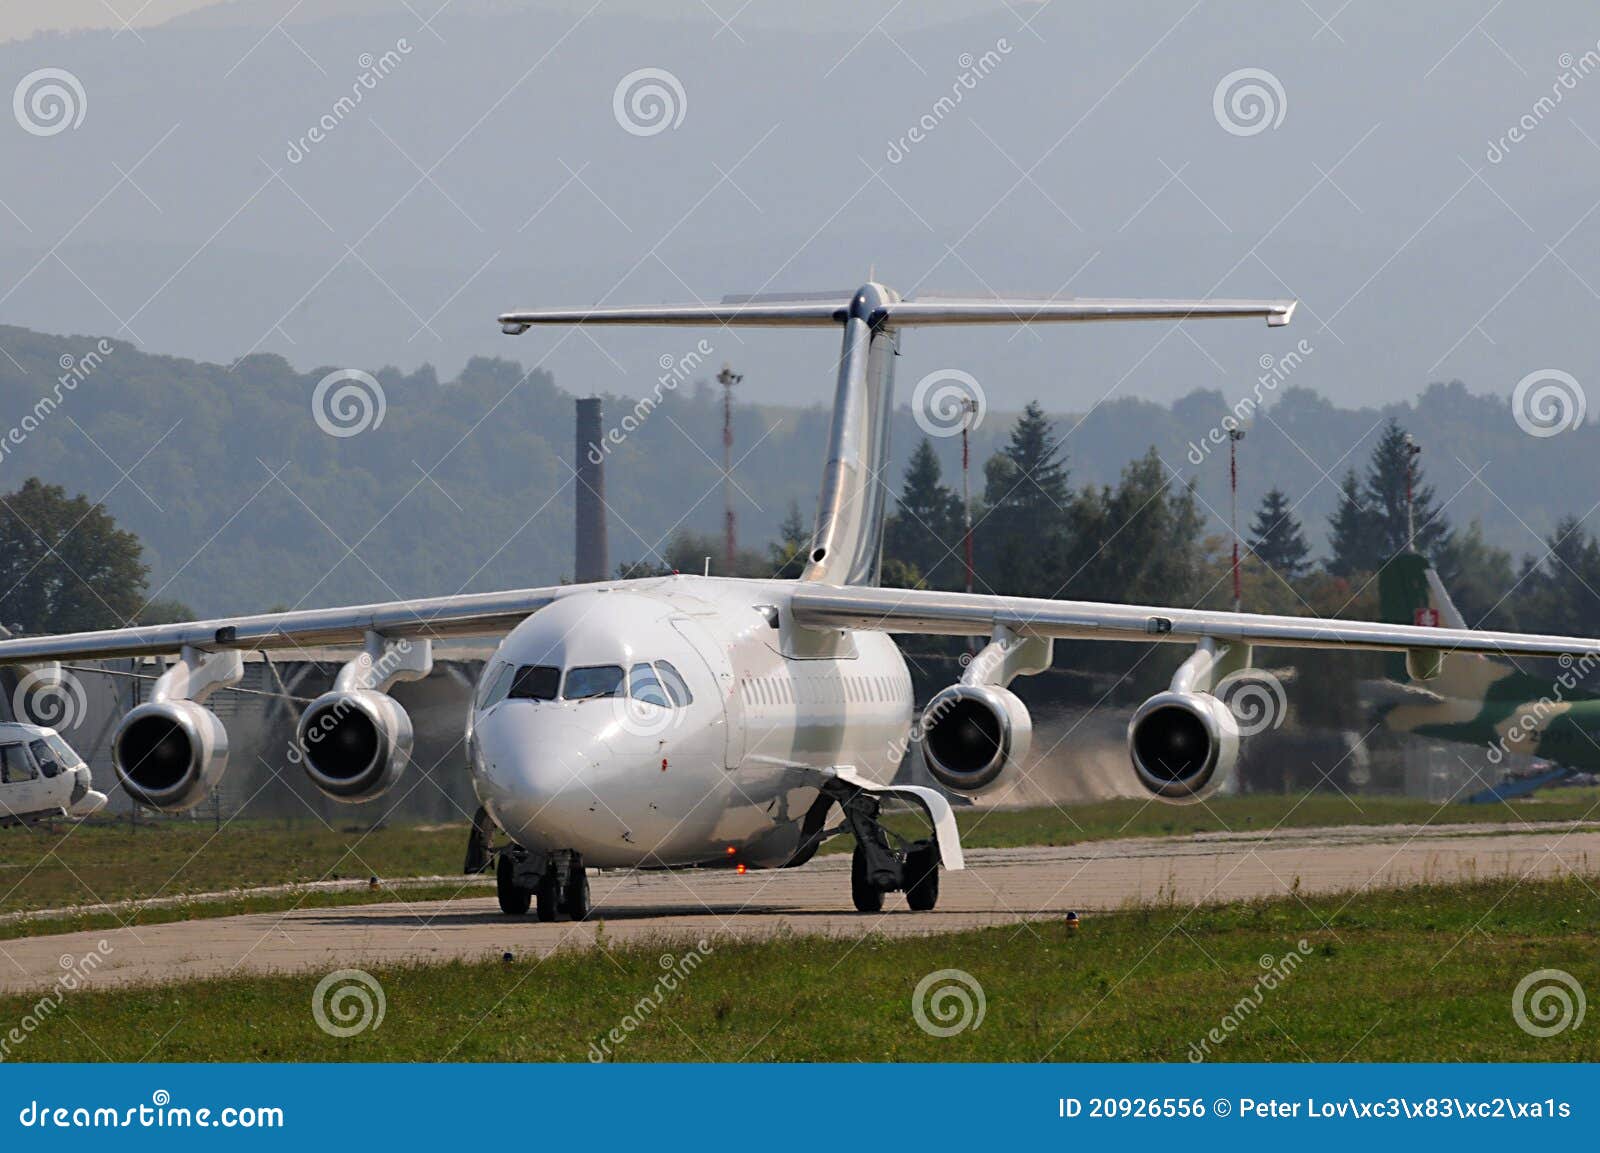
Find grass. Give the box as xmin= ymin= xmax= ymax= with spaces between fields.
xmin=6 ymin=875 xmax=1597 ymax=1062
xmin=853 ymin=789 xmax=1600 ymax=853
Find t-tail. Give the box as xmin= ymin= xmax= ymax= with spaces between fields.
xmin=1379 ymin=552 xmax=1511 ymax=700
xmin=498 ymin=283 xmax=1294 ymax=586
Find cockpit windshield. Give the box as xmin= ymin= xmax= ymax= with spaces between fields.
xmin=563 ymin=665 xmax=625 ymax=700
xmin=482 ymin=659 xmax=694 ymax=707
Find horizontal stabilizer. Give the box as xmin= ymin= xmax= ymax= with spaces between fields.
xmin=499 ymin=290 xmax=1296 ymax=333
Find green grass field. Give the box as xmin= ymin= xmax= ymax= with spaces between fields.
xmin=6 ymin=875 xmax=1596 ymax=1062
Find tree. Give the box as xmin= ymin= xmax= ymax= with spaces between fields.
xmin=1248 ymin=487 xmax=1311 ymax=581
xmin=767 ymin=500 xmax=811 ymax=580
xmin=977 ymin=401 xmax=1073 ymax=597
xmin=1363 ymin=419 xmax=1450 ymax=561
xmin=883 ymin=439 xmax=962 ymax=589
xmin=1326 ymin=468 xmax=1379 ymax=576
xmin=1434 ymin=519 xmax=1516 ymax=630
xmin=0 ymin=478 xmax=149 ymax=634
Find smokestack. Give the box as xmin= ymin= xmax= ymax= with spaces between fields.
xmin=574 ymin=397 xmax=608 ymax=583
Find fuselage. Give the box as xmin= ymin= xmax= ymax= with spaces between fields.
xmin=467 ymin=576 xmax=913 ymax=869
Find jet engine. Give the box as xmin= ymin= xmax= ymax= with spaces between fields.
xmin=113 ymin=700 xmax=230 ymax=813
xmin=1127 ymin=691 xmax=1238 ymax=803
xmin=917 ymin=683 xmax=1032 ymax=795
xmin=296 ymin=689 xmax=414 ymax=803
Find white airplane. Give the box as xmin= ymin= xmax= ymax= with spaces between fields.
xmin=2 ymin=282 xmax=1596 ymax=919
xmin=0 ymin=720 xmax=107 ymax=826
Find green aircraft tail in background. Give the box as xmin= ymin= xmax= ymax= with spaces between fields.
xmin=1376 ymin=553 xmax=1600 ymax=773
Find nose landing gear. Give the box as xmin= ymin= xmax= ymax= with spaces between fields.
xmin=490 ymin=840 xmax=591 ymax=922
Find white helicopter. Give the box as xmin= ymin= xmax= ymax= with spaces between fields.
xmin=0 ymin=720 xmax=107 ymax=827
xmin=2 ymin=282 xmax=1592 ymax=918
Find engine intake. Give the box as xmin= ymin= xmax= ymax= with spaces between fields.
xmin=113 ymin=700 xmax=229 ymax=813
xmin=1127 ymin=691 xmax=1238 ymax=803
xmin=918 ymin=683 xmax=1031 ymax=795
xmin=296 ymin=689 xmax=413 ymax=802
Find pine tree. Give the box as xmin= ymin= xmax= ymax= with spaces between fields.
xmin=1326 ymin=468 xmax=1379 ymax=576
xmin=1248 ymin=487 xmax=1311 ymax=580
xmin=766 ymin=499 xmax=811 ymax=579
xmin=978 ymin=402 xmax=1072 ymax=597
xmin=1363 ymin=419 xmax=1450 ymax=561
xmin=883 ymin=439 xmax=963 ymax=588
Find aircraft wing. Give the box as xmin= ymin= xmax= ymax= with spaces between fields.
xmin=787 ymin=584 xmax=1600 ymax=661
xmin=0 ymin=585 xmax=566 ymax=664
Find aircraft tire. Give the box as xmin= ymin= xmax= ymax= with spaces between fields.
xmin=496 ymin=853 xmax=531 ymax=916
xmin=563 ymin=859 xmax=591 ymax=920
xmin=535 ymin=870 xmax=560 ymax=922
xmin=904 ymin=844 xmax=939 ymax=912
xmin=851 ymin=843 xmax=884 ymax=913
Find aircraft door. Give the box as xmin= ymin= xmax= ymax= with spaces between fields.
xmin=0 ymin=743 xmax=46 ymax=819
xmin=670 ymin=616 xmax=746 ymax=770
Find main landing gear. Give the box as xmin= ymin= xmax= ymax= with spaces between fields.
xmin=832 ymin=785 xmax=942 ymax=913
xmin=470 ymin=809 xmax=591 ymax=922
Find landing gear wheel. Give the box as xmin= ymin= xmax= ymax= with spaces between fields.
xmin=535 ymin=870 xmax=560 ymax=922
xmin=851 ymin=843 xmax=884 ymax=913
xmin=562 ymin=858 xmax=591 ymax=921
xmin=904 ymin=843 xmax=940 ymax=912
xmin=496 ymin=853 xmax=531 ymax=916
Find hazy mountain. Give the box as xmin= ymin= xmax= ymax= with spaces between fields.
xmin=0 ymin=321 xmax=1586 ymax=618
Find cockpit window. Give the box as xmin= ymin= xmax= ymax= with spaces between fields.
xmin=508 ymin=665 xmax=561 ymax=701
xmin=476 ymin=662 xmax=513 ymax=709
xmin=29 ymin=739 xmax=62 ymax=779
xmin=564 ymin=665 xmax=625 ymax=700
xmin=44 ymin=734 xmax=79 ymax=767
xmin=655 ymin=660 xmax=693 ymax=706
xmin=628 ymin=663 xmax=670 ymax=707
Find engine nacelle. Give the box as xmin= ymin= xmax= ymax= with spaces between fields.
xmin=113 ymin=700 xmax=230 ymax=813
xmin=918 ymin=683 xmax=1032 ymax=795
xmin=296 ymin=689 xmax=414 ymax=803
xmin=1127 ymin=691 xmax=1239 ymax=803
